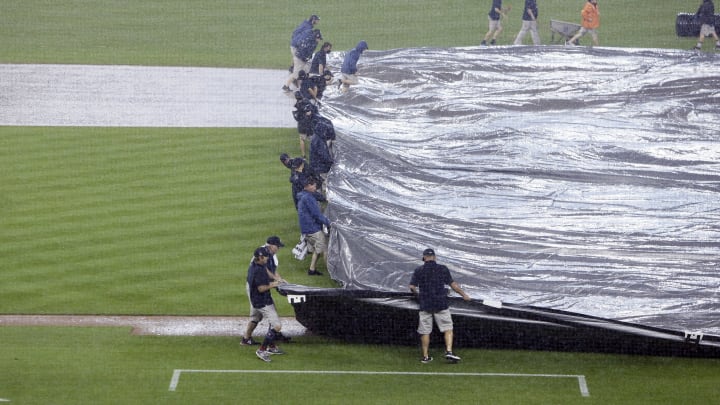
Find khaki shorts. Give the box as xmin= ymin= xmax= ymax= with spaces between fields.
xmin=700 ymin=24 xmax=717 ymax=37
xmin=417 ymin=309 xmax=453 ymax=334
xmin=305 ymin=230 xmax=328 ymax=254
xmin=341 ymin=73 xmax=359 ymax=85
xmin=290 ymin=47 xmax=310 ymax=81
xmin=488 ymin=16 xmax=502 ymax=31
xmin=249 ymin=303 xmax=281 ymax=330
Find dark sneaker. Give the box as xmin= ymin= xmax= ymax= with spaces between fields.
xmin=282 ymin=85 xmax=292 ymax=92
xmin=256 ymin=349 xmax=271 ymax=362
xmin=445 ymin=351 xmax=461 ymax=362
xmin=267 ymin=345 xmax=285 ymax=355
xmin=240 ymin=337 xmax=258 ymax=346
xmin=490 ymin=39 xmax=496 ymax=45
xmin=420 ymin=356 xmax=433 ymax=364
xmin=308 ymin=269 xmax=323 ymax=276
xmin=480 ymin=40 xmax=487 ymax=46
xmin=693 ymin=45 xmax=702 ymax=50
xmin=716 ymin=44 xmax=720 ymax=50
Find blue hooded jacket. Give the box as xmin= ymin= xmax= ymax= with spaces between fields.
xmin=296 ymin=30 xmax=321 ymax=62
xmin=297 ymin=190 xmax=330 ymax=234
xmin=291 ymin=19 xmax=313 ymax=47
xmin=341 ymin=41 xmax=368 ymax=75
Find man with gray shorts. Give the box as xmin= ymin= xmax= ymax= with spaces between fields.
xmin=409 ymin=248 xmax=471 ymax=363
xmin=246 ymin=246 xmax=285 ymax=362
xmin=693 ymin=0 xmax=720 ymax=50
xmin=481 ymin=0 xmax=509 ymax=46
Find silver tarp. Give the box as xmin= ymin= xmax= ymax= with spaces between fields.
xmin=320 ymin=46 xmax=720 ymax=336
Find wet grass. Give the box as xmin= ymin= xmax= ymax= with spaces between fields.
xmin=0 ymin=1 xmax=706 ymax=68
xmin=0 ymin=127 xmax=336 ymax=316
xmin=2 ymin=327 xmax=719 ymax=404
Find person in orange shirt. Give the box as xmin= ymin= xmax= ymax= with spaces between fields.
xmin=567 ymin=0 xmax=600 ymax=46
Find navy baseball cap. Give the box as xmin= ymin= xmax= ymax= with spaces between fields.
xmin=422 ymin=248 xmax=436 ymax=257
xmin=266 ymin=236 xmax=285 ymax=247
xmin=291 ymin=157 xmax=305 ymax=169
xmin=254 ymin=246 xmax=270 ymax=258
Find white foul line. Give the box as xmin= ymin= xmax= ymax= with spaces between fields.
xmin=169 ymin=369 xmax=589 ymax=397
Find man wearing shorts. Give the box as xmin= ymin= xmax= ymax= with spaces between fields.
xmin=481 ymin=0 xmax=509 ymax=46
xmin=296 ymin=177 xmax=331 ymax=276
xmin=409 ymin=248 xmax=471 ymax=363
xmin=241 ymin=236 xmax=290 ymax=346
xmin=284 ymin=14 xmax=320 ymax=92
xmin=693 ymin=0 xmax=720 ymax=50
xmin=339 ymin=40 xmax=368 ymax=92
xmin=246 ymin=246 xmax=285 ymax=362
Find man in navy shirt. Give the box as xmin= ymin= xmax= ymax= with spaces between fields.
xmin=513 ymin=0 xmax=540 ymax=45
xmin=481 ymin=0 xmax=509 ymax=46
xmin=246 ymin=246 xmax=286 ymax=362
xmin=693 ymin=0 xmax=720 ymax=50
xmin=310 ymin=41 xmax=332 ymax=75
xmin=409 ymin=248 xmax=471 ymax=363
xmin=242 ymin=237 xmax=289 ymax=346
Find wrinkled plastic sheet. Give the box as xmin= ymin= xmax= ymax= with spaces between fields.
xmin=320 ymin=46 xmax=720 ymax=336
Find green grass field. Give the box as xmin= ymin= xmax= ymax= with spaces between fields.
xmin=2 ymin=327 xmax=719 ymax=404
xmin=0 ymin=128 xmax=338 ymax=316
xmin=1 ymin=1 xmax=719 ymax=404
xmin=0 ymin=0 xmax=707 ymax=68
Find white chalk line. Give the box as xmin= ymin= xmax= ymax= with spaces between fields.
xmin=169 ymin=369 xmax=589 ymax=397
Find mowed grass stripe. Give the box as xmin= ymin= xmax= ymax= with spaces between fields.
xmin=1 ymin=127 xmax=300 ymax=314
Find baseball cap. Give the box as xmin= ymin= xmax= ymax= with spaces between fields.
xmin=310 ymin=14 xmax=320 ymax=22
xmin=254 ymin=246 xmax=270 ymax=258
xmin=266 ymin=236 xmax=285 ymax=247
xmin=303 ymin=176 xmax=317 ymax=187
xmin=422 ymin=248 xmax=436 ymax=257
xmin=291 ymin=157 xmax=305 ymax=169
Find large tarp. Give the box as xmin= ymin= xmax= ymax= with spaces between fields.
xmin=318 ymin=46 xmax=720 ymax=337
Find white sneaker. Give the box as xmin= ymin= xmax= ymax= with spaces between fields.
xmin=256 ymin=349 xmax=271 ymax=362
